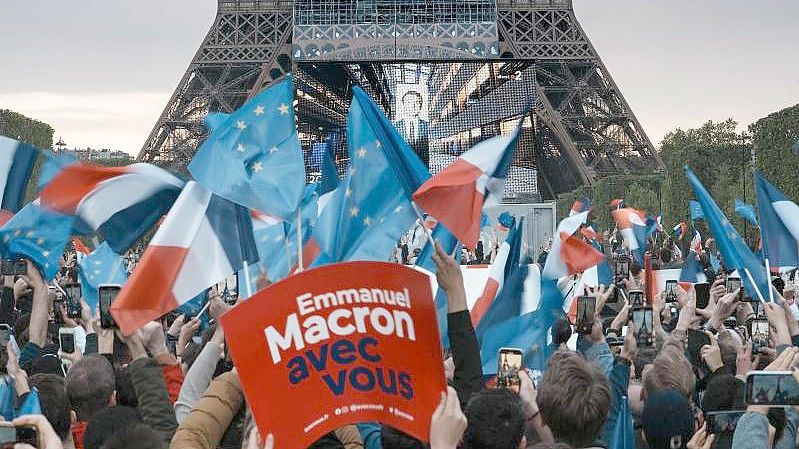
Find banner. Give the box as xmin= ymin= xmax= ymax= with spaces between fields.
xmin=222 ymin=261 xmax=445 ymax=448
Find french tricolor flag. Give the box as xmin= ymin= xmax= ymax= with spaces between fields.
xmin=111 ymin=181 xmax=258 ymax=335
xmin=413 ymin=122 xmax=521 ymax=249
xmin=672 ymin=221 xmax=687 ymax=240
xmin=470 ymin=218 xmax=523 ymax=325
xmin=543 ymin=211 xmax=605 ymax=280
xmin=0 ymin=136 xmax=38 ymax=215
xmin=612 ymin=208 xmax=648 ymax=264
xmin=40 ymin=162 xmax=184 ymax=253
xmin=609 ymin=198 xmax=624 ymax=209
xmin=754 ymin=172 xmax=799 ymax=267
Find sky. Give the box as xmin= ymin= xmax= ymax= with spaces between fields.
xmin=0 ymin=0 xmax=797 ymax=156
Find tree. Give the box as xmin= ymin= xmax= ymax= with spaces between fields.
xmin=750 ymin=103 xmax=799 ymax=200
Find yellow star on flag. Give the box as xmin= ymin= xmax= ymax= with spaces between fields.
xmin=251 ymin=162 xmax=264 ymax=173
xmin=236 ymin=120 xmax=247 ymax=130
xmin=357 ymin=147 xmax=367 ymax=158
xmin=236 ymin=143 xmax=246 ymax=152
xmin=364 ymin=216 xmax=372 ymax=226
xmin=254 ymin=105 xmax=265 ymax=115
xmin=278 ymin=103 xmax=289 ymax=115
xmin=350 ymin=206 xmax=359 ymax=217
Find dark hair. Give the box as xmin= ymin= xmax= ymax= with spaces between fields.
xmin=114 ymin=366 xmax=137 ymax=408
xmin=553 ymin=317 xmax=572 ymax=345
xmin=381 ymin=426 xmax=428 ymax=449
xmin=29 ymin=374 xmax=71 ymax=440
xmin=84 ymin=406 xmax=142 ymax=449
xmin=537 ymin=350 xmax=610 ymax=447
xmin=701 ymin=374 xmax=744 ymax=412
xmin=463 ymin=388 xmax=525 ymax=449
xmin=402 ymin=90 xmax=423 ymax=103
xmin=66 ymin=355 xmax=115 ymax=421
xmin=97 ymin=422 xmax=164 ymax=449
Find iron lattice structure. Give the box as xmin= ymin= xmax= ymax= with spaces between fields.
xmin=138 ymin=0 xmax=663 ymax=199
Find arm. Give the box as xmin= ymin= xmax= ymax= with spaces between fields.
xmin=731 ymin=412 xmax=771 ymax=449
xmin=775 ymin=408 xmax=799 ymax=449
xmin=600 ymin=325 xmax=636 ymax=446
xmin=433 ymin=242 xmax=483 ymax=405
xmin=578 ymin=284 xmax=616 ymax=376
xmin=174 ymin=328 xmax=224 ymax=424
xmin=25 ymin=261 xmax=47 ymax=348
xmin=169 ymin=371 xmax=244 ymax=449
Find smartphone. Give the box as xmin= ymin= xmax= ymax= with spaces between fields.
xmin=0 ymin=422 xmax=39 ymax=447
xmin=0 ymin=324 xmax=11 ymax=374
xmin=686 ymin=329 xmax=711 ymax=368
xmin=631 ymin=306 xmax=654 ymax=346
xmin=746 ymin=371 xmax=799 ymax=406
xmin=750 ymin=318 xmax=770 ymax=353
xmin=628 ymin=290 xmax=645 ymax=308
xmin=58 ymin=327 xmax=76 ymax=354
xmin=575 ymin=296 xmax=596 ymax=334
xmin=98 ymin=284 xmax=121 ymax=329
xmin=615 ymin=256 xmax=630 ymax=278
xmin=0 ymin=260 xmax=13 ymax=277
xmin=13 ymin=259 xmax=26 ymax=276
xmin=706 ymin=410 xmax=746 ymax=434
xmin=496 ymin=347 xmax=523 ymax=393
xmin=63 ymin=283 xmax=82 ymax=319
xmin=665 ymin=280 xmax=678 ymax=303
xmin=695 ymin=283 xmax=710 ymax=309
xmin=726 ymin=277 xmax=743 ymax=301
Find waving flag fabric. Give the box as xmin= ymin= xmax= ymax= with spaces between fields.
xmin=40 ymin=162 xmax=184 ymax=253
xmin=542 ymin=211 xmax=596 ymax=279
xmin=110 ymin=181 xmax=258 ymax=335
xmin=735 ymin=199 xmax=759 ymax=227
xmin=415 ymin=224 xmax=459 ymax=274
xmin=470 ymin=218 xmax=523 ymax=325
xmin=754 ymin=172 xmax=799 ymax=267
xmin=672 ymin=221 xmax=687 ymax=240
xmin=496 ymin=212 xmax=515 ymax=232
xmin=78 ymin=242 xmax=128 ymax=313
xmin=609 ymin=198 xmax=624 ymax=209
xmin=475 ymin=261 xmax=528 ymax=342
xmin=570 ymin=197 xmax=592 ymax=216
xmin=312 ymin=88 xmax=426 ymax=265
xmin=686 ymin=167 xmax=771 ymax=301
xmin=612 ymin=208 xmax=647 ymax=265
xmin=0 ymin=201 xmax=74 ymax=280
xmin=0 ymin=136 xmax=38 ymax=214
xmin=188 ymin=76 xmax=306 ymax=220
xmin=413 ymin=120 xmax=521 ymax=249
xmin=689 ymin=200 xmax=704 ymax=222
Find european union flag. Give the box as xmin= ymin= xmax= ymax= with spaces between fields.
xmin=689 ymin=200 xmax=704 ymax=222
xmin=78 ymin=242 xmax=128 ymax=313
xmin=0 ymin=202 xmax=74 ymax=280
xmin=686 ymin=167 xmax=771 ymax=300
xmin=735 ymin=199 xmax=759 ymax=227
xmin=312 ymin=88 xmax=426 ymax=264
xmin=17 ymin=388 xmax=41 ymax=416
xmin=188 ymin=75 xmax=306 ymax=220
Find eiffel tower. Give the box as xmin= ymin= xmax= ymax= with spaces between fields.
xmin=138 ymin=0 xmax=663 ymax=199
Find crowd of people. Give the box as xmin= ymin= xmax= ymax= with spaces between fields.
xmin=3 ymin=217 xmax=799 ymax=449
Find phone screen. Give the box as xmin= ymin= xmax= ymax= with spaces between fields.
xmin=64 ymin=284 xmax=82 ymax=319
xmin=0 ymin=425 xmax=37 ymax=445
xmin=695 ymin=283 xmax=710 ymax=309
xmin=751 ymin=319 xmax=770 ymax=352
xmin=687 ymin=329 xmax=711 ymax=367
xmin=13 ymin=259 xmax=26 ymax=276
xmin=576 ymin=296 xmax=596 ymax=334
xmin=706 ymin=411 xmax=745 ymax=434
xmin=629 ymin=290 xmax=644 ymax=308
xmin=615 ymin=259 xmax=630 ymax=277
xmin=632 ymin=307 xmax=654 ymax=346
xmin=497 ymin=348 xmax=523 ymax=392
xmin=59 ymin=330 xmax=75 ymax=354
xmin=0 ymin=260 xmax=13 ymax=277
xmin=747 ymin=371 xmax=799 ymax=406
xmin=99 ymin=286 xmax=120 ymax=329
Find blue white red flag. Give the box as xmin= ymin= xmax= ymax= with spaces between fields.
xmin=110 ymin=181 xmax=258 ymax=335
xmin=0 ymin=136 xmax=37 ymax=214
xmin=754 ymin=172 xmax=799 ymax=267
xmin=40 ymin=162 xmax=184 ymax=253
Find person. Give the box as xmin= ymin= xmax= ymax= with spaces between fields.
xmin=394 ymin=90 xmax=430 ymax=165
xmin=65 ymin=355 xmax=116 ymax=449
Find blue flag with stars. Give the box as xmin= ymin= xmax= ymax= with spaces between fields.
xmin=312 ymin=89 xmax=426 ymax=264
xmin=78 ymin=242 xmax=128 ymax=313
xmin=686 ymin=167 xmax=772 ymax=301
xmin=0 ymin=202 xmax=74 ymax=280
xmin=188 ymin=75 xmax=306 ymax=220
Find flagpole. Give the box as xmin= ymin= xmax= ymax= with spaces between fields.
xmin=743 ymin=268 xmax=766 ymax=302
xmin=242 ymin=260 xmax=253 ymax=298
xmin=296 ymin=209 xmax=304 ymax=273
xmin=764 ymin=258 xmax=774 ymax=302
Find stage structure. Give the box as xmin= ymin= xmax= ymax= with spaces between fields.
xmin=138 ymin=0 xmax=664 ymax=200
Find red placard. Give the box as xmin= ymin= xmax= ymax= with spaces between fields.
xmin=221 ymin=261 xmax=445 ymax=448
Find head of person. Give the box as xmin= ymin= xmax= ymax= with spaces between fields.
xmin=381 ymin=426 xmax=428 ymax=449
xmin=29 ymin=373 xmax=71 ymax=442
xmin=84 ymin=406 xmax=143 ymax=449
xmin=463 ymin=388 xmax=526 ymax=449
xmin=402 ymin=91 xmax=423 ymax=117
xmin=536 ymin=350 xmax=610 ymax=447
xmin=66 ymin=354 xmax=116 ymax=422
xmin=641 ymin=389 xmax=695 ymax=449
xmin=641 ymin=344 xmax=695 ymax=400
xmin=90 ymin=422 xmax=164 ymax=449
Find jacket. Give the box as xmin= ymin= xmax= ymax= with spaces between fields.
xmin=174 ymin=342 xmax=223 ymax=424
xmin=169 ymin=371 xmax=243 ymax=449
xmin=448 ymin=310 xmax=483 ymax=405
xmin=129 ymin=357 xmax=179 ymax=444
